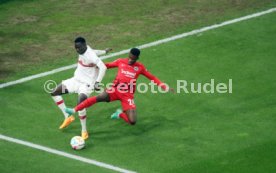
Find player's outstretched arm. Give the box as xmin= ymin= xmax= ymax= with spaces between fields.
xmin=142 ymin=69 xmax=173 ymax=92
xmin=94 ymin=48 xmax=112 ymax=56
xmin=105 ymin=48 xmax=112 ymax=53
xmin=105 ymin=59 xmax=120 ymax=69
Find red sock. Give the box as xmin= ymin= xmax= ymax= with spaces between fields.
xmin=119 ymin=112 xmax=130 ymax=124
xmin=75 ymin=97 xmax=97 ymax=112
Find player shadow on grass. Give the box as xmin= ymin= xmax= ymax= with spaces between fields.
xmin=60 ymin=104 xmax=182 ymax=145
xmin=90 ymin=109 xmax=181 ymax=143
xmin=90 ymin=108 xmax=161 ymax=137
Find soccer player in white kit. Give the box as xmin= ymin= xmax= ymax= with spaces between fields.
xmin=50 ymin=37 xmax=112 ymax=140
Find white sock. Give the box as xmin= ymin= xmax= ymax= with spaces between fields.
xmin=52 ymin=96 xmax=69 ymax=118
xmin=78 ymin=109 xmax=87 ymax=132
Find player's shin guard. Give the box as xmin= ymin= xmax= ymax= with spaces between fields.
xmin=75 ymin=97 xmax=97 ymax=112
xmin=78 ymin=109 xmax=87 ymax=132
xmin=52 ymin=96 xmax=69 ymax=118
xmin=78 ymin=109 xmax=89 ymax=140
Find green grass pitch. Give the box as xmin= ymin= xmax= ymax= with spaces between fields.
xmin=1 ymin=11 xmax=276 ymax=173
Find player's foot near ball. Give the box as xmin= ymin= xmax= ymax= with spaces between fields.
xmin=59 ymin=115 xmax=75 ymax=129
xmin=81 ymin=131 xmax=89 ymax=140
xmin=65 ymin=107 xmax=76 ymax=115
xmin=111 ymin=109 xmax=122 ymax=119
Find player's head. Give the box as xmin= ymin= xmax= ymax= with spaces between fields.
xmin=128 ymin=48 xmax=140 ymax=65
xmin=74 ymin=37 xmax=87 ymax=55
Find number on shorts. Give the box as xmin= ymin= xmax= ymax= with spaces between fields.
xmin=127 ymin=99 xmax=135 ymax=106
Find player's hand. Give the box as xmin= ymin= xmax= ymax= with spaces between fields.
xmin=105 ymin=48 xmax=112 ymax=54
xmin=94 ymin=82 xmax=102 ymax=91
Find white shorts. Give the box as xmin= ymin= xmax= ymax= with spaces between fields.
xmin=62 ymin=77 xmax=94 ymax=96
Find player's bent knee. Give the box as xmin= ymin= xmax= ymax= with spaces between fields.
xmin=50 ymin=91 xmax=58 ymax=96
xmin=129 ymin=120 xmax=136 ymax=125
xmin=50 ymin=88 xmax=63 ymax=96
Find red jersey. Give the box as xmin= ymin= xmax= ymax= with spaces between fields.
xmin=105 ymin=58 xmax=168 ymax=93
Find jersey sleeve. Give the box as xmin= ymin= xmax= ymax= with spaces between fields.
xmin=93 ymin=49 xmax=106 ymax=56
xmin=105 ymin=59 xmax=121 ymax=69
xmin=95 ymin=60 xmax=107 ymax=82
xmin=87 ymin=50 xmax=107 ymax=82
xmin=141 ymin=66 xmax=169 ymax=91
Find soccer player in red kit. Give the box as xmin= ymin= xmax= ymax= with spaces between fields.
xmin=65 ymin=48 xmax=173 ymax=125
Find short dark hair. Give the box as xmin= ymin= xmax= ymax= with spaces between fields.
xmin=75 ymin=37 xmax=86 ymax=44
xmin=130 ymin=48 xmax=140 ymax=57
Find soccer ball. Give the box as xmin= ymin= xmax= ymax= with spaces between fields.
xmin=70 ymin=136 xmax=85 ymax=150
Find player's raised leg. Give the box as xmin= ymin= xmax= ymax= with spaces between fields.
xmin=51 ymin=84 xmax=75 ymax=129
xmin=65 ymin=91 xmax=111 ymax=115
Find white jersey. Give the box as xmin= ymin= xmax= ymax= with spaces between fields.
xmin=73 ymin=45 xmax=106 ymax=85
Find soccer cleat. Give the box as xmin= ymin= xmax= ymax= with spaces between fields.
xmin=64 ymin=107 xmax=76 ymax=115
xmin=59 ymin=115 xmax=75 ymax=129
xmin=81 ymin=131 xmax=89 ymax=140
xmin=111 ymin=109 xmax=122 ymax=119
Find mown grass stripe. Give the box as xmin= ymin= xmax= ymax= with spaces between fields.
xmin=0 ymin=7 xmax=275 ymax=89
xmin=0 ymin=134 xmax=137 ymax=173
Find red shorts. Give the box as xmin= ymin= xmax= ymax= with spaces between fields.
xmin=106 ymin=87 xmax=136 ymax=111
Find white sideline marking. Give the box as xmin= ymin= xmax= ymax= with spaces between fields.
xmin=0 ymin=134 xmax=136 ymax=173
xmin=0 ymin=7 xmax=275 ymax=89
